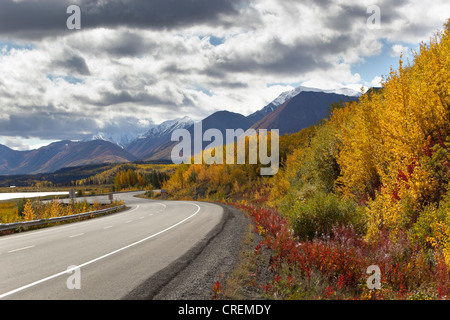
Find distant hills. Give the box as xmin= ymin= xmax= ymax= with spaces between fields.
xmin=0 ymin=86 xmax=363 ymax=175
xmin=0 ymin=140 xmax=137 ymax=175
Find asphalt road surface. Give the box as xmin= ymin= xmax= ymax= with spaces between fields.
xmin=0 ymin=192 xmax=224 ymax=300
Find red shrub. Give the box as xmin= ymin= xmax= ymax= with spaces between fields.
xmin=232 ymin=203 xmax=450 ymax=299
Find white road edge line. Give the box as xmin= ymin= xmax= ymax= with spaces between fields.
xmin=0 ymin=203 xmax=200 ymax=299
xmin=152 ymin=203 xmax=167 ymax=209
xmin=8 ymin=245 xmax=35 ymax=253
xmin=69 ymin=233 xmax=84 ymax=238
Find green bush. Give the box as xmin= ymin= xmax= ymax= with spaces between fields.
xmin=410 ymin=192 xmax=450 ymax=249
xmin=16 ymin=198 xmax=26 ymax=218
xmin=289 ymin=191 xmax=366 ymax=241
xmin=298 ymin=123 xmax=342 ymax=194
xmin=145 ymin=190 xmax=155 ymax=198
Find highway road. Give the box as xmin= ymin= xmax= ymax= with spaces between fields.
xmin=0 ymin=192 xmax=224 ymax=300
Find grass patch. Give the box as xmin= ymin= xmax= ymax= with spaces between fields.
xmin=0 ymin=201 xmax=19 ymax=224
xmin=222 ymin=222 xmax=271 ymax=300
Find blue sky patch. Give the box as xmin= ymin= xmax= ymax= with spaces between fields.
xmin=46 ymin=74 xmax=84 ymax=85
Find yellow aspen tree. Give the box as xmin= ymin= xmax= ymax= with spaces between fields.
xmin=43 ymin=201 xmax=52 ymax=219
xmin=93 ymin=199 xmax=100 ymax=210
xmin=329 ymin=23 xmax=450 ymax=243
xmin=81 ymin=201 xmax=87 ymax=213
xmin=333 ymin=98 xmax=381 ymax=200
xmin=50 ymin=199 xmax=61 ymax=218
xmin=65 ymin=204 xmax=73 ymax=217
xmin=366 ymin=26 xmax=448 ymax=242
xmin=23 ymin=199 xmax=35 ymax=221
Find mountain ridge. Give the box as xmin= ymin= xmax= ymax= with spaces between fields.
xmin=247 ymin=86 xmax=360 ymax=124
xmin=125 ymin=116 xmax=194 ymax=160
xmin=252 ymin=90 xmax=360 ymax=135
xmin=0 ymin=85 xmax=364 ymax=174
xmin=0 ymin=140 xmax=137 ymax=175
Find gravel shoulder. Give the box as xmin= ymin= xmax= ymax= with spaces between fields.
xmin=122 ymin=202 xmax=250 ymax=300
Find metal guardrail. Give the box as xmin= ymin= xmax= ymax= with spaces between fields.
xmin=0 ymin=205 xmax=126 ymax=232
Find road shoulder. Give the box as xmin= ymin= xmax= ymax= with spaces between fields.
xmin=123 ymin=203 xmax=249 ymax=300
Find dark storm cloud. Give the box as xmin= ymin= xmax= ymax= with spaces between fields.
xmin=209 ymin=80 xmax=248 ymax=90
xmin=377 ymin=0 xmax=410 ymax=23
xmin=0 ymin=0 xmax=244 ymax=39
xmin=322 ymin=0 xmax=411 ymax=32
xmin=0 ymin=103 xmax=153 ymax=141
xmin=307 ymin=0 xmax=406 ymax=33
xmin=104 ymin=32 xmax=153 ymax=57
xmin=64 ymin=30 xmax=160 ymax=59
xmin=324 ymin=4 xmax=368 ymax=31
xmin=162 ymin=64 xmax=192 ymax=76
xmin=54 ymin=54 xmax=91 ymax=75
xmin=111 ymin=73 xmax=157 ymax=92
xmin=209 ymin=35 xmax=355 ymax=77
xmin=0 ymin=0 xmax=68 ymax=37
xmin=76 ymin=90 xmax=184 ymax=110
xmin=90 ymin=30 xmax=161 ymax=58
xmin=0 ymin=109 xmax=98 ymax=140
xmin=81 ymin=0 xmax=242 ymax=29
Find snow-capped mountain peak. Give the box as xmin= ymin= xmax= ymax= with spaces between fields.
xmin=83 ymin=117 xmax=194 ymax=150
xmin=247 ymin=85 xmax=362 ymax=124
xmin=83 ymin=131 xmax=142 ymax=148
xmin=271 ymin=86 xmax=361 ymax=108
xmin=143 ymin=116 xmax=194 ymax=139
xmin=82 ymin=132 xmax=114 ymax=144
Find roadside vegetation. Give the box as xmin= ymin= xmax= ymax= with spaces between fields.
xmin=0 ymin=162 xmax=173 ymax=225
xmin=0 ymin=197 xmax=124 ymax=225
xmin=164 ymin=21 xmax=450 ymax=300
xmin=76 ymin=163 xmax=173 ymax=192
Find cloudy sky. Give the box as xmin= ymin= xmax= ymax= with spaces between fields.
xmin=0 ymin=0 xmax=448 ymax=150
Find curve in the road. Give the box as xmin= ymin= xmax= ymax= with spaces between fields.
xmin=0 ymin=202 xmax=200 ymax=299
xmin=0 ymin=192 xmax=224 ymax=300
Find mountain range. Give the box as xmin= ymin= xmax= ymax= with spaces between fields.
xmin=0 ymin=140 xmax=137 ymax=175
xmin=0 ymin=86 xmax=362 ymax=175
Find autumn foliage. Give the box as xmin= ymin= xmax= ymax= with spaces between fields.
xmin=260 ymin=22 xmax=450 ymax=299
xmin=166 ymin=21 xmax=450 ymax=299
xmin=0 ymin=197 xmax=124 ymax=225
xmin=333 ymin=26 xmax=450 ymax=249
xmin=237 ymin=203 xmax=450 ymax=299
